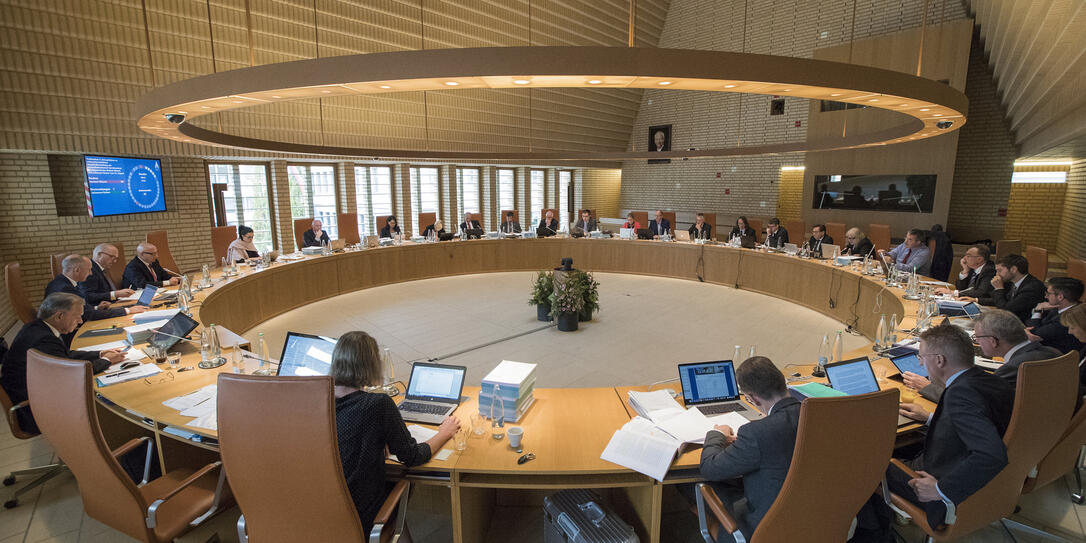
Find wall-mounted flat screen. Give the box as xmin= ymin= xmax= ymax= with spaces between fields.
xmin=812 ymin=174 xmax=936 ymax=213
xmin=84 ymin=155 xmax=166 ymax=217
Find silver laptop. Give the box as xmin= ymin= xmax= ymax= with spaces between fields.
xmin=820 ymin=243 xmax=841 ymax=258
xmin=397 ymin=362 xmax=467 ymax=424
xmin=619 ymin=227 xmax=635 ymax=240
xmin=677 ymin=361 xmax=761 ymax=419
xmin=784 ymin=242 xmax=799 ymax=255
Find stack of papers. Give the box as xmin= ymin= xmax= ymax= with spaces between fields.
xmin=77 ymin=341 xmax=147 ymax=363
xmin=627 ymin=390 xmax=685 ymax=423
xmin=125 ymin=320 xmax=170 ymax=344
xmin=163 ymin=385 xmax=218 ymax=430
xmin=96 ymin=363 xmax=161 ymax=387
xmin=132 ymin=309 xmax=180 ymax=324
xmin=478 ymin=360 xmax=537 ymax=423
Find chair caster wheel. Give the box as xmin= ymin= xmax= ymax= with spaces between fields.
xmin=4 ymin=499 xmax=17 ymax=509
xmin=2 ymin=475 xmax=14 ymax=486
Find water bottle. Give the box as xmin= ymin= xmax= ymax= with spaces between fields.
xmin=832 ymin=330 xmax=843 ymax=364
xmin=178 ymin=289 xmax=190 ymax=316
xmin=733 ymin=345 xmax=742 ymax=362
xmin=814 ymin=334 xmax=829 ymax=377
xmin=749 ymin=345 xmax=756 ymax=358
xmin=490 ymin=384 xmax=505 ymax=440
xmin=380 ymin=348 xmax=398 ymax=397
xmin=199 ymin=327 xmax=212 ymax=364
xmin=889 ymin=314 xmax=899 ymax=344
xmin=253 ymin=332 xmax=274 ymax=375
xmin=875 ymin=314 xmax=888 ymax=350
xmin=201 ymin=264 xmax=211 ymax=287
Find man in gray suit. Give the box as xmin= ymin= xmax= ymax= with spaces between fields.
xmin=697 ymin=357 xmax=800 ymax=541
xmin=903 ymin=309 xmax=1059 ymax=401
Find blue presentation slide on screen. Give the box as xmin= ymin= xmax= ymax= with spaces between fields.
xmin=84 ymin=155 xmax=166 ymax=216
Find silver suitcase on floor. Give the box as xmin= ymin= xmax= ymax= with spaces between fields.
xmin=543 ymin=489 xmax=639 ymax=543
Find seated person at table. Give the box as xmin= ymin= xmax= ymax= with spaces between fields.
xmin=122 ymin=242 xmax=179 ymax=289
xmin=1059 ymin=304 xmax=1086 ymax=393
xmin=47 ymin=255 xmax=145 ymax=322
xmin=648 ymin=210 xmax=670 ymax=239
xmin=696 ymin=356 xmax=800 ymax=542
xmin=935 ymin=244 xmax=995 ymax=300
xmin=379 ymin=215 xmax=401 ymax=238
xmin=806 ymin=224 xmax=833 ymax=256
xmin=976 ymin=254 xmax=1045 ymax=322
xmin=622 ymin=212 xmax=641 ymax=229
xmin=500 ymin=211 xmax=522 ymax=234
xmin=331 ymin=331 xmax=459 ymax=536
xmin=689 ymin=213 xmax=712 ymax=240
xmin=79 ymin=243 xmax=135 ymax=305
xmin=1 ymin=293 xmax=125 ymax=433
xmin=928 ymin=224 xmax=954 ymax=282
xmin=537 ymin=210 xmax=559 ymax=236
xmin=843 ymin=227 xmax=874 ymax=257
xmin=878 ymin=228 xmax=930 ymax=276
xmin=572 ymin=209 xmax=597 ymax=236
xmin=888 ymin=324 xmax=1013 ymax=532
xmin=227 ymin=225 xmax=261 ymax=262
xmin=1025 ymin=277 xmax=1084 ymax=354
xmin=303 ymin=219 xmax=331 ymax=247
xmin=422 ymin=220 xmax=446 ymax=238
xmin=728 ymin=216 xmax=755 ymax=243
xmin=903 ymin=309 xmax=1058 ymax=402
xmin=764 ymin=218 xmax=788 ymax=248
xmin=459 ymin=213 xmax=481 ymax=233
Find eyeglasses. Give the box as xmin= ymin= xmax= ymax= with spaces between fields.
xmin=916 ymin=353 xmax=943 ymax=361
xmin=144 ymin=372 xmax=175 ymax=386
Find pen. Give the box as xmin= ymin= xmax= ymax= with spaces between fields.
xmin=103 ymin=370 xmax=131 ymax=378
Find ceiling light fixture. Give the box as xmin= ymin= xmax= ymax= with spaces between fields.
xmin=444 ymin=81 xmax=459 ymax=86
xmin=513 ymin=79 xmax=531 ymax=85
xmin=587 ymin=79 xmax=602 ymax=84
xmin=658 ymin=81 xmax=672 ymax=85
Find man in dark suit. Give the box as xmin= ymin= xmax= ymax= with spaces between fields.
xmin=697 ymin=357 xmax=800 ymax=541
xmin=936 ymin=244 xmax=996 ymax=300
xmin=843 ymin=227 xmax=875 ymax=256
xmin=648 ymin=210 xmax=670 ymax=239
xmin=906 ymin=309 xmax=1059 ymax=402
xmin=499 ymin=211 xmax=522 ymax=234
xmin=537 ymin=210 xmax=559 ymax=237
xmin=78 ymin=243 xmax=135 ymax=305
xmin=893 ymin=324 xmax=1014 ymax=531
xmin=46 ymin=255 xmax=146 ymax=323
xmin=122 ymin=242 xmax=179 ymax=290
xmin=1025 ymin=277 xmax=1084 ymax=354
xmin=303 ymin=219 xmax=331 ymax=247
xmin=0 ymin=293 xmax=124 ymax=433
xmin=572 ymin=209 xmax=597 ymax=236
xmin=764 ymin=218 xmax=789 ymax=248
xmin=688 ymin=213 xmax=712 ymax=240
xmin=977 ymin=254 xmax=1045 ymax=322
xmin=459 ymin=212 xmax=481 ymax=234
xmin=807 ymin=224 xmax=833 ymax=256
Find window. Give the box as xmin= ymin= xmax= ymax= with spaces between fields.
xmin=287 ymin=164 xmax=338 ymax=240
xmin=559 ymin=171 xmax=571 ymax=231
xmin=498 ymin=169 xmax=515 ymax=214
xmin=458 ymin=168 xmax=480 ymax=219
xmin=355 ymin=166 xmax=393 ymax=236
xmin=530 ymin=170 xmax=544 ymax=228
xmin=208 ymin=164 xmax=275 ymax=252
xmin=411 ymin=167 xmax=440 ymax=231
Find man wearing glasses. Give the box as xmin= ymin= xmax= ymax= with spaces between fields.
xmin=122 ymin=242 xmax=180 ymax=290
xmin=935 ymin=244 xmax=996 ymax=300
xmin=1025 ymin=277 xmax=1085 ymax=354
xmin=79 ymin=243 xmax=136 ymax=305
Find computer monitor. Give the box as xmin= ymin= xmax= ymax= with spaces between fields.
xmin=404 ymin=362 xmax=466 ymax=403
xmin=824 ymin=357 xmax=880 ymax=396
xmin=890 ymin=352 xmax=928 ymax=378
xmin=147 ymin=312 xmax=200 ymax=351
xmin=276 ymin=331 xmax=338 ymax=377
xmin=677 ymin=360 xmax=740 ymax=405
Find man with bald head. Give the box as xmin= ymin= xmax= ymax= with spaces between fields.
xmin=122 ymin=242 xmax=179 ymax=289
xmin=47 ymin=254 xmax=146 ymax=322
xmin=303 ymin=218 xmax=330 ymax=247
xmin=79 ymin=243 xmax=135 ymax=305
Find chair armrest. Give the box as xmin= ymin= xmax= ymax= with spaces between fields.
xmin=7 ymin=400 xmax=29 ymax=431
xmin=887 ymin=459 xmax=957 ymax=527
xmin=145 ymin=461 xmax=221 ymax=529
xmin=369 ymin=480 xmax=411 ymax=543
xmin=890 ymin=458 xmax=921 ymax=479
xmin=111 ymin=436 xmax=151 ymax=459
xmin=112 ymin=436 xmax=155 ymax=485
xmin=695 ymin=483 xmax=744 ymax=543
xmin=373 ymin=479 xmax=408 ymax=526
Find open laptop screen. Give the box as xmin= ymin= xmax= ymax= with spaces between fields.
xmin=678 ymin=360 xmax=739 ymax=405
xmin=406 ymin=363 xmax=466 ymax=403
xmin=890 ymin=352 xmax=928 ymax=378
xmin=136 ymin=285 xmax=158 ymax=306
xmin=148 ymin=312 xmax=199 ymax=351
xmin=276 ymin=331 xmax=337 ymax=377
xmin=825 ymin=357 xmax=880 ymax=396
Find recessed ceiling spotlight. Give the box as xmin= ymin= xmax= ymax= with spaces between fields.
xmin=379 ymin=85 xmax=391 ymax=89
xmin=724 ymin=84 xmax=736 ymax=88
xmin=513 ymin=79 xmax=531 ymax=85
xmin=658 ymin=81 xmax=672 ymax=85
xmin=321 ymin=90 xmax=331 ymax=93
xmin=869 ymin=98 xmax=879 ymax=102
xmin=201 ymin=106 xmax=211 ymax=109
xmin=919 ymin=108 xmax=930 ymax=111
xmin=232 ymin=100 xmax=243 ymax=103
xmin=444 ymin=81 xmax=459 ymax=86
xmin=830 ymin=93 xmax=842 ymax=96
xmin=587 ymin=79 xmax=602 ymax=84
xmin=272 ymin=95 xmax=281 ymax=98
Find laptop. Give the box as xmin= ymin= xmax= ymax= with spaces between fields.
xmin=818 ymin=243 xmax=840 ymax=259
xmin=329 ymin=239 xmax=346 ymax=252
xmin=619 ymin=227 xmax=635 ymax=240
xmin=635 ymin=228 xmax=654 ymax=240
xmin=889 ymin=352 xmax=928 ymax=379
xmin=677 ymin=361 xmax=757 ymax=417
xmin=783 ymin=242 xmax=799 ymax=255
xmin=938 ymin=301 xmax=981 ymax=318
xmin=147 ymin=311 xmax=200 ymax=351
xmin=276 ymin=331 xmax=337 ymax=377
xmin=397 ymin=362 xmax=467 ymax=424
xmin=135 ymin=285 xmax=158 ymax=307
xmin=464 ymin=228 xmax=483 ymax=240
xmin=824 ymin=357 xmax=914 ymax=426
xmin=674 ymin=230 xmax=691 ymax=241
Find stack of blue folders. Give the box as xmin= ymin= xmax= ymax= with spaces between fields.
xmin=478 ymin=360 xmax=537 ymax=423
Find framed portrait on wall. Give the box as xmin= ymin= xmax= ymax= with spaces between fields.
xmin=648 ymin=124 xmax=671 ymax=164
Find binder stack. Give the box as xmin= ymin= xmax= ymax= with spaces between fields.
xmin=478 ymin=360 xmax=537 ymax=423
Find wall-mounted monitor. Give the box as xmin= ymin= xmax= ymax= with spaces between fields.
xmin=812 ymin=174 xmax=936 ymax=213
xmin=83 ymin=155 xmax=166 ymax=217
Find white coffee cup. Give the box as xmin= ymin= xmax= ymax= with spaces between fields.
xmin=507 ymin=426 xmax=524 ymax=449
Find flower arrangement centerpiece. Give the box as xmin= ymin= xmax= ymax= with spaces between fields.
xmin=549 ymin=273 xmax=585 ymax=331
xmin=568 ymin=270 xmax=600 ymax=321
xmin=528 ymin=271 xmax=555 ymax=321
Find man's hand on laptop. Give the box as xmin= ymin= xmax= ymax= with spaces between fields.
xmin=901 ymin=371 xmax=930 ymax=390
xmin=899 ymin=402 xmax=929 ymax=422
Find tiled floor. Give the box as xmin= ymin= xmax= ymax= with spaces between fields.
xmin=3 ymin=272 xmax=1083 ymax=542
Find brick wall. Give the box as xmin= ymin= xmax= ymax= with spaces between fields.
xmin=1004 ymin=183 xmax=1067 ymax=252
xmin=47 ymin=155 xmax=88 ymax=216
xmin=1057 ymin=159 xmax=1086 ymax=262
xmin=580 ymin=169 xmax=623 ymax=219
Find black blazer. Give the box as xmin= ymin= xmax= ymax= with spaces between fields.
xmin=700 ymin=397 xmax=801 ymax=535
xmin=956 ymin=261 xmax=996 ymax=299
xmin=982 ymin=274 xmax=1046 ymax=322
xmin=45 ymin=275 xmax=125 ymax=322
xmin=648 ymin=219 xmax=670 ymax=236
xmin=919 ymin=366 xmax=1014 ymax=505
xmin=765 ymin=227 xmax=789 ymax=248
xmin=537 ymin=219 xmax=559 ymax=236
xmin=421 ymin=224 xmax=445 ymax=237
xmin=807 ymin=235 xmax=834 ymax=255
xmin=121 ymin=257 xmax=171 ymax=290
xmin=844 ymin=238 xmax=874 ymax=257
xmin=303 ymin=229 xmax=330 ymax=247
xmin=573 ymin=218 xmax=597 ymax=234
xmin=459 ymin=220 xmax=481 ymax=232
xmin=379 ymin=225 xmax=401 ymax=238
xmin=928 ymin=230 xmax=954 ymax=282
xmin=729 ymin=226 xmax=756 ymax=242
xmin=689 ymin=223 xmax=712 ymax=239
xmin=1027 ymin=308 xmax=1086 ymax=354
xmin=500 ymin=221 xmax=522 ymax=234
xmin=78 ymin=261 xmax=117 ymax=305
xmin=0 ymin=320 xmax=108 ymax=432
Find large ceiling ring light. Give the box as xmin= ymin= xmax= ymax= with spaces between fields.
xmin=136 ymin=46 xmax=967 ymax=161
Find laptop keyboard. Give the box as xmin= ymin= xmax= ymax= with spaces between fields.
xmin=696 ymin=403 xmax=747 ymax=415
xmin=399 ymin=401 xmax=447 ymax=415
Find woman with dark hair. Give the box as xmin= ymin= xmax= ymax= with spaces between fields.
xmin=226 ymin=225 xmax=260 ymax=262
xmin=331 ymin=331 xmax=459 ymax=535
xmin=379 ymin=216 xmax=401 ymax=238
xmin=728 ymin=216 xmax=755 ymax=243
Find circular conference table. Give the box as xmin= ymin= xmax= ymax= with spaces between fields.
xmin=75 ymin=238 xmax=932 ymax=543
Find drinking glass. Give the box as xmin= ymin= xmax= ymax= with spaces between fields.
xmin=454 ymin=428 xmax=469 ymax=452
xmin=471 ymin=412 xmax=486 ymax=436
xmin=166 ymin=352 xmax=181 ymax=367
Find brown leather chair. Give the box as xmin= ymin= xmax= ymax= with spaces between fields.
xmin=217 ymin=374 xmax=410 ymax=543
xmin=49 ymin=252 xmax=67 ymax=278
xmin=4 ymin=262 xmax=36 ymax=324
xmin=211 ymin=225 xmax=238 ymax=263
xmin=0 ymin=386 xmax=66 ymax=509
xmin=996 ymin=239 xmax=1022 ymax=260
xmin=824 ymin=222 xmax=846 ymax=246
xmin=337 ymin=213 xmax=360 ymax=245
xmin=888 ymin=352 xmax=1078 ymax=541
xmin=416 ymin=212 xmax=437 ymax=236
xmin=1025 ymin=245 xmax=1048 ymax=280
xmin=696 ymin=389 xmax=899 ymax=542
xmin=1021 ymin=400 xmax=1086 ymax=504
xmin=786 ymin=220 xmax=806 ymax=242
xmin=144 ymin=231 xmax=179 ymax=275
xmin=293 ymin=217 xmax=314 ymax=251
xmin=108 ymin=242 xmax=127 ymax=288
xmin=868 ymin=224 xmax=891 ymax=253
xmin=467 ymin=212 xmax=484 ymax=230
xmin=500 ymin=209 xmax=519 ymax=224
xmin=1069 ymin=259 xmax=1086 ymax=301
xmin=628 ymin=211 xmax=648 ymax=229
xmin=26 ymin=349 xmax=230 ymax=542
xmin=540 ymin=208 xmax=558 ymax=223
xmin=744 ymin=217 xmax=760 ymax=242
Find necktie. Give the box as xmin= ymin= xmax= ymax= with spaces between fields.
xmin=103 ymin=266 xmax=117 ymax=291
xmin=903 ymin=248 xmax=912 ymax=265
xmin=1008 ymin=283 xmax=1016 ymax=298
xmin=148 ymin=263 xmax=157 ymax=282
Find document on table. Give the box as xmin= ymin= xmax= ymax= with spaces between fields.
xmin=601 ymin=417 xmax=682 ymax=482
xmin=654 ymin=407 xmax=751 ymax=445
xmin=163 ymin=385 xmax=217 ymax=412
xmin=187 ymin=413 xmax=217 ymax=431
xmin=389 ymin=425 xmax=439 ymax=462
xmin=132 ymin=309 xmax=180 ymax=323
xmin=627 ymin=390 xmax=686 ymax=424
xmin=77 ymin=341 xmax=147 ymax=363
xmin=96 ymin=363 xmax=161 ymax=387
